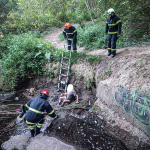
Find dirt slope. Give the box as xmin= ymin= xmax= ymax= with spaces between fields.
xmin=44 ymin=25 xmax=150 ymax=149
xmin=44 ymin=24 xmax=150 ymax=94
xmin=44 ymin=24 xmax=150 ymax=57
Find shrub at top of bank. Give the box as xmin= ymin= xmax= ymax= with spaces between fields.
xmin=0 ymin=32 xmax=56 ymax=90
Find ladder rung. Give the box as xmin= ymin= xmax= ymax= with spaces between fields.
xmin=61 ymin=74 xmax=67 ymax=77
xmin=63 ymin=50 xmax=71 ymax=53
xmin=63 ymin=57 xmax=70 ymax=59
xmin=62 ymin=68 xmax=68 ymax=70
xmin=61 ymin=63 xmax=70 ymax=66
xmin=58 ymin=88 xmax=66 ymax=91
xmin=61 ymin=81 xmax=66 ymax=84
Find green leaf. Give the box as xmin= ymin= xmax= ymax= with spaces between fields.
xmin=34 ymin=51 xmax=42 ymax=58
xmin=45 ymin=52 xmax=51 ymax=62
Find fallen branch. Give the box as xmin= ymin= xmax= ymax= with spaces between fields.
xmin=0 ymin=111 xmax=20 ymax=115
xmin=0 ymin=100 xmax=12 ymax=103
xmin=0 ymin=117 xmax=11 ymax=119
xmin=2 ymin=104 xmax=22 ymax=106
xmin=63 ymin=106 xmax=90 ymax=110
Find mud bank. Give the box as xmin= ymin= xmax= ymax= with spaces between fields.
xmin=1 ymin=77 xmax=150 ymax=150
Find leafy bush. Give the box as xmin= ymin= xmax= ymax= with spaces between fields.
xmin=59 ymin=21 xmax=150 ymax=51
xmin=76 ymin=22 xmax=107 ymax=50
xmin=59 ymin=22 xmax=107 ymax=50
xmin=0 ymin=32 xmax=55 ymax=89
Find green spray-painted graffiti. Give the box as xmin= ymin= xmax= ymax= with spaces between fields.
xmin=114 ymin=85 xmax=150 ymax=127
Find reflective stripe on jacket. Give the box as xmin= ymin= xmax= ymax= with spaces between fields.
xmin=105 ymin=14 xmax=122 ymax=35
xmin=25 ymin=96 xmax=56 ymax=122
xmin=63 ymin=26 xmax=77 ymax=40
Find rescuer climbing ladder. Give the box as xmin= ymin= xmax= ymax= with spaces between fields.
xmin=57 ymin=43 xmax=72 ymax=93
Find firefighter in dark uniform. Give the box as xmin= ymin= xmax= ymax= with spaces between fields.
xmin=19 ymin=90 xmax=60 ymax=137
xmin=105 ymin=8 xmax=122 ymax=57
xmin=63 ymin=22 xmax=77 ymax=52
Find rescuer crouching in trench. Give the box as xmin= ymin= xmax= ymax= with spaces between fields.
xmin=19 ymin=90 xmax=60 ymax=137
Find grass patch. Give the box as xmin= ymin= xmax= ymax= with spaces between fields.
xmin=87 ymin=55 xmax=101 ymax=65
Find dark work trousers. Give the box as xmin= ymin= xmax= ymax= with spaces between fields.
xmin=26 ymin=118 xmax=45 ymax=137
xmin=67 ymin=37 xmax=77 ymax=51
xmin=108 ymin=34 xmax=118 ymax=51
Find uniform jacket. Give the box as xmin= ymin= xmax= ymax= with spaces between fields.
xmin=63 ymin=26 xmax=77 ymax=40
xmin=105 ymin=14 xmax=122 ymax=34
xmin=25 ymin=95 xmax=56 ymax=122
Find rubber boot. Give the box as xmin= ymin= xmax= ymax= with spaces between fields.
xmin=107 ymin=50 xmax=111 ymax=56
xmin=73 ymin=50 xmax=77 ymax=53
xmin=35 ymin=126 xmax=41 ymax=136
xmin=111 ymin=50 xmax=116 ymax=58
xmin=30 ymin=129 xmax=35 ymax=137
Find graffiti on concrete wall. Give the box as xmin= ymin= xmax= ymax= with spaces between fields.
xmin=114 ymin=85 xmax=150 ymax=127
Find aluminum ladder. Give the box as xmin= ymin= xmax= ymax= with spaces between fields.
xmin=57 ymin=42 xmax=72 ymax=93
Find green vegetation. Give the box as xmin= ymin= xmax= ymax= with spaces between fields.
xmin=136 ymin=56 xmax=147 ymax=67
xmin=87 ymin=55 xmax=101 ymax=65
xmin=0 ymin=0 xmax=150 ymax=91
xmin=97 ymin=76 xmax=104 ymax=82
xmin=105 ymin=69 xmax=112 ymax=73
xmin=78 ymin=74 xmax=84 ymax=80
xmin=87 ymin=77 xmax=93 ymax=88
xmin=77 ymin=22 xmax=107 ymax=50
xmin=104 ymin=69 xmax=112 ymax=76
xmin=63 ymin=51 xmax=86 ymax=65
xmin=0 ymin=32 xmax=55 ymax=89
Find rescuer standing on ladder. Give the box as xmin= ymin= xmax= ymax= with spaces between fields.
xmin=19 ymin=90 xmax=60 ymax=137
xmin=105 ymin=8 xmax=122 ymax=57
xmin=63 ymin=22 xmax=77 ymax=52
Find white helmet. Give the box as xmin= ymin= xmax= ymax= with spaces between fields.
xmin=108 ymin=8 xmax=115 ymax=15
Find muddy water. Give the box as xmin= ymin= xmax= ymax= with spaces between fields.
xmin=0 ymin=94 xmax=29 ymax=149
xmin=0 ymin=114 xmax=17 ymax=149
xmin=46 ymin=114 xmax=128 ymax=150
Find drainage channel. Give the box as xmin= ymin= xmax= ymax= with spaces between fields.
xmin=45 ymin=113 xmax=128 ymax=150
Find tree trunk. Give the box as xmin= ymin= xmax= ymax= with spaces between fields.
xmin=55 ymin=9 xmax=60 ymax=21
xmin=91 ymin=0 xmax=98 ymax=19
xmin=84 ymin=0 xmax=95 ymax=24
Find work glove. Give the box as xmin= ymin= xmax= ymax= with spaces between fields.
xmin=56 ymin=114 xmax=61 ymax=118
xmin=65 ymin=38 xmax=68 ymax=41
xmin=71 ymin=39 xmax=73 ymax=42
xmin=19 ymin=105 xmax=26 ymax=118
xmin=43 ymin=112 xmax=47 ymax=115
xmin=16 ymin=115 xmax=24 ymax=124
